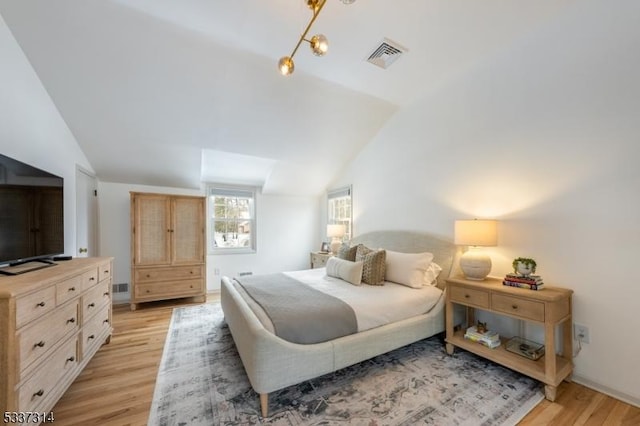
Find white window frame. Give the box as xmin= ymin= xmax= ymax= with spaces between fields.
xmin=207 ymin=184 xmax=257 ymax=255
xmin=327 ymin=185 xmax=352 ymax=241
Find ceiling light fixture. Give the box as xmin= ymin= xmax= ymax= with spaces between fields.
xmin=278 ymin=0 xmax=355 ymax=76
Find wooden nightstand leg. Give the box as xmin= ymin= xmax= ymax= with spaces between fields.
xmin=445 ymin=343 xmax=455 ymax=355
xmin=544 ymin=384 xmax=558 ymax=401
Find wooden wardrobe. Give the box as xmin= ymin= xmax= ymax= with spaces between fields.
xmin=130 ymin=192 xmax=206 ymax=310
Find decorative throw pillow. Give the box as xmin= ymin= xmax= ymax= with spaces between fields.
xmin=385 ymin=250 xmax=434 ymax=289
xmin=356 ymin=245 xmax=386 ymax=286
xmin=325 ymin=257 xmax=363 ymax=286
xmin=337 ymin=243 xmax=359 ymax=262
xmin=423 ymin=262 xmax=443 ymax=286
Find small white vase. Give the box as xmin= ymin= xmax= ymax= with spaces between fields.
xmin=516 ymin=262 xmax=534 ymax=276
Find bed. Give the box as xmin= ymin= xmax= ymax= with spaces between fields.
xmin=220 ymin=230 xmax=458 ymax=417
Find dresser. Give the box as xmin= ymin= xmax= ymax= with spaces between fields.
xmin=0 ymin=257 xmax=113 ymax=418
xmin=445 ymin=276 xmax=573 ymax=401
xmin=130 ymin=192 xmax=206 ymax=310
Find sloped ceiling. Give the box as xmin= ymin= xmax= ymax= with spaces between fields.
xmin=0 ymin=0 xmax=574 ymax=195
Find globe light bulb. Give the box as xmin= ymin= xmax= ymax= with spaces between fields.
xmin=310 ymin=34 xmax=329 ymax=56
xmin=278 ymin=56 xmax=294 ymax=76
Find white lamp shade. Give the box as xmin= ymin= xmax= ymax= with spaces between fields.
xmin=327 ymin=224 xmax=346 ymax=238
xmin=454 ymin=219 xmax=497 ymax=247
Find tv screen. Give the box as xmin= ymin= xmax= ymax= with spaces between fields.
xmin=0 ymin=153 xmax=64 ymax=266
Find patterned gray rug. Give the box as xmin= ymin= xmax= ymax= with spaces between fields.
xmin=148 ymin=303 xmax=543 ymax=426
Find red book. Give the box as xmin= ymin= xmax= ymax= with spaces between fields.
xmin=504 ymin=274 xmax=543 ymax=284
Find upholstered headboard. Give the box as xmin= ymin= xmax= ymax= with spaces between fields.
xmin=350 ymin=230 xmax=457 ymax=289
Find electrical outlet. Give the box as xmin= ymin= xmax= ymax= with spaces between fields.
xmin=574 ymin=323 xmax=590 ymax=343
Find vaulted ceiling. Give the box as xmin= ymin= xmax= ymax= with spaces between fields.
xmin=0 ymin=0 xmax=573 ymax=195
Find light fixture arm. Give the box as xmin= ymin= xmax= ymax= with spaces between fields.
xmin=289 ymin=0 xmax=327 ymax=59
xmin=278 ymin=0 xmax=353 ymax=75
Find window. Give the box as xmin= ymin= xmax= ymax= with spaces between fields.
xmin=207 ymin=185 xmax=256 ymax=254
xmin=327 ymin=186 xmax=352 ymax=240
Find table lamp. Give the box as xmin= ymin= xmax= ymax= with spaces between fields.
xmin=327 ymin=224 xmax=346 ymax=254
xmin=454 ymin=219 xmax=498 ymax=280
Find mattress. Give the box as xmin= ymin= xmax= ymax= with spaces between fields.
xmin=233 ymin=267 xmax=444 ymax=335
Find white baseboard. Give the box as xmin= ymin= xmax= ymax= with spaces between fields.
xmin=572 ymin=375 xmax=640 ymax=408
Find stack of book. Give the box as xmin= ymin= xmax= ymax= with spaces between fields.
xmin=464 ymin=326 xmax=501 ymax=349
xmin=503 ymin=273 xmax=544 ymax=290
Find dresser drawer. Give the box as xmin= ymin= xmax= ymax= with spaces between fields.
xmin=82 ymin=304 xmax=111 ymax=358
xmin=81 ymin=267 xmax=100 ymax=291
xmin=18 ymin=300 xmax=79 ymax=375
xmin=492 ymin=294 xmax=545 ymax=322
xmin=135 ymin=279 xmax=204 ymax=300
xmin=16 ymin=286 xmax=56 ymax=328
xmin=82 ymin=279 xmax=111 ymax=323
xmin=135 ymin=265 xmax=203 ymax=283
xmin=449 ymin=285 xmax=490 ymax=308
xmin=98 ymin=262 xmax=112 ymax=282
xmin=56 ymin=275 xmax=83 ymax=305
xmin=18 ymin=335 xmax=78 ymax=411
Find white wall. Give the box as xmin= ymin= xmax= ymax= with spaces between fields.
xmin=208 ymin=193 xmax=320 ymax=289
xmin=98 ymin=181 xmax=319 ymax=302
xmin=0 ymin=14 xmax=93 ymax=258
xmin=332 ymin=0 xmax=640 ymax=404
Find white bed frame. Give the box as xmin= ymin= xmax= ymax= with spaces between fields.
xmin=220 ymin=230 xmax=458 ymax=417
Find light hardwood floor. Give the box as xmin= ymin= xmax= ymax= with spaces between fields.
xmin=52 ymin=294 xmax=640 ymax=425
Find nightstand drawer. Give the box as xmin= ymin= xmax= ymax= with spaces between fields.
xmin=492 ymin=294 xmax=545 ymax=322
xmin=310 ymin=252 xmax=333 ymax=269
xmin=449 ymin=285 xmax=490 ymax=308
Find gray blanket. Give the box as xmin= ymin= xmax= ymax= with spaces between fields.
xmin=234 ymin=273 xmax=357 ymax=344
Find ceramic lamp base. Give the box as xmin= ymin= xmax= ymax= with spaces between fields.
xmin=460 ymin=248 xmax=492 ymax=280
xmin=330 ymin=238 xmax=342 ymax=254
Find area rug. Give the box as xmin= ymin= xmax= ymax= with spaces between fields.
xmin=148 ymin=303 xmax=544 ymax=426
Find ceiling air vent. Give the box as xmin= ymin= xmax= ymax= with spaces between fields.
xmin=366 ymin=38 xmax=407 ymax=69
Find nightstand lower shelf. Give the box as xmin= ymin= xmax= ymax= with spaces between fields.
xmin=446 ymin=331 xmax=573 ymax=387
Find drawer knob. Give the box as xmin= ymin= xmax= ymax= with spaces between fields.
xmin=33 ymin=389 xmax=44 ymax=398
xmin=66 ymin=356 xmax=76 ymax=363
xmin=88 ymin=302 xmax=96 ymax=308
xmin=512 ymin=304 xmax=518 ymax=310
xmin=464 ymin=294 xmax=470 ymax=299
xmin=67 ymin=318 xmax=76 ymax=324
xmin=104 ymin=292 xmax=110 ymax=297
xmin=146 ymin=274 xmax=151 ymax=278
xmin=69 ymin=286 xmax=76 ymax=292
xmin=104 ymin=270 xmax=109 ymax=274
xmin=33 ymin=341 xmax=45 ymax=348
xmin=36 ymin=301 xmax=46 ymax=307
xmin=146 ymin=290 xmax=150 ymax=293
xmin=89 ymin=277 xmax=95 ymax=281
xmin=88 ymin=334 xmax=95 ymax=340
xmin=103 ymin=319 xmax=110 ymax=324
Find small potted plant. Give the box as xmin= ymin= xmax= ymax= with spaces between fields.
xmin=512 ymin=257 xmax=537 ymax=276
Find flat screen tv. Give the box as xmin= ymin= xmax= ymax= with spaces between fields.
xmin=0 ymin=153 xmax=64 ymax=272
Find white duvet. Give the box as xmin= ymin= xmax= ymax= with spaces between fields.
xmin=235 ymin=267 xmax=443 ymax=334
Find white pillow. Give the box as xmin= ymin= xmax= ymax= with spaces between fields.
xmin=326 ymin=257 xmax=364 ymax=286
xmin=385 ymin=250 xmax=434 ymax=289
xmin=423 ymin=262 xmax=443 ymax=286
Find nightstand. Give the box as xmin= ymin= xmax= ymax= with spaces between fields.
xmin=310 ymin=252 xmax=333 ymax=269
xmin=445 ymin=276 xmax=573 ymax=402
